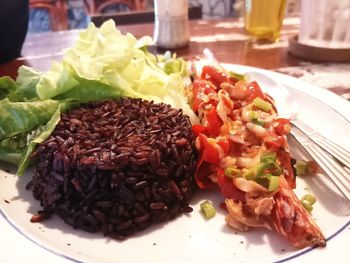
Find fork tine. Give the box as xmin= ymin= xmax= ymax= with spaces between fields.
xmin=304 ymin=143 xmax=350 ymax=200
xmin=290 ymin=127 xmax=350 ymax=200
xmin=316 ymin=139 xmax=350 ymax=168
xmin=292 ymin=120 xmax=350 ymax=168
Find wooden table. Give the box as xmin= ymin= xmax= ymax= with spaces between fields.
xmin=0 ymin=17 xmax=349 ymax=100
xmin=0 ymin=18 xmax=302 ymax=77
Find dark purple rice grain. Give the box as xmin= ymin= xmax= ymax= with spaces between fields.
xmin=28 ymin=98 xmax=197 ymax=240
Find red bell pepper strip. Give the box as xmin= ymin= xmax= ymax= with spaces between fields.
xmin=217 ymin=138 xmax=230 ymax=155
xmin=199 ymin=134 xmax=220 ymax=164
xmin=205 ymin=107 xmax=223 ymax=137
xmin=192 ymin=124 xmax=207 ymax=137
xmin=194 ymin=154 xmax=215 ymax=189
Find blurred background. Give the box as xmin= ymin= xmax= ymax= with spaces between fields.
xmin=28 ymin=0 xmax=301 ymax=33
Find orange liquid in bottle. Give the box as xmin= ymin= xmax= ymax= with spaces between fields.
xmin=245 ymin=0 xmax=287 ymax=41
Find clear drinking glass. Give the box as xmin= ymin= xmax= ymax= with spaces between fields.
xmin=245 ymin=0 xmax=287 ymax=42
xmin=298 ymin=0 xmax=350 ymax=48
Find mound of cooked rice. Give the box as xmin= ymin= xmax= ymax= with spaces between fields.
xmin=27 ymin=98 xmax=197 ymax=239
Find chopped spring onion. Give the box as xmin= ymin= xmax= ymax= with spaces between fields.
xmin=301 ymin=194 xmax=316 ymax=205
xmin=244 ymin=161 xmax=282 ymax=180
xmin=294 ymin=160 xmax=318 ymax=176
xmin=255 ymin=173 xmax=280 ymax=191
xmin=228 ymin=71 xmax=245 ymax=81
xmin=294 ymin=160 xmax=307 ymax=175
xmin=200 ymin=200 xmax=216 ymax=219
xmin=261 ymin=152 xmax=277 ymax=162
xmin=249 ymin=111 xmax=259 ymax=120
xmin=224 ymin=167 xmax=242 ymax=178
xmin=244 ymin=163 xmax=265 ymax=180
xmin=300 ymin=194 xmax=316 ymax=213
xmin=252 ymin=119 xmax=265 ymax=126
xmin=252 ymin=97 xmax=272 ymax=112
xmin=268 ymin=175 xmax=280 ymax=191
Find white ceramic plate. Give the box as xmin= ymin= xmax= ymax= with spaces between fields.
xmin=1 ymin=64 xmax=350 ymax=263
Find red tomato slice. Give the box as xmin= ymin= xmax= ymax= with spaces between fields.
xmin=274 ymin=118 xmax=291 ymax=136
xmin=264 ymin=134 xmax=285 ymax=151
xmin=216 ymin=169 xmax=245 ymax=201
xmin=246 ymin=81 xmax=265 ymax=102
xmin=201 ymin=65 xmax=228 ymax=88
xmin=192 ymin=79 xmax=217 ymax=112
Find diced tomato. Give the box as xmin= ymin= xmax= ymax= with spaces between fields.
xmin=274 ymin=118 xmax=291 ymax=136
xmin=192 ymin=79 xmax=217 ymax=112
xmin=199 ymin=134 xmax=220 ymax=164
xmin=217 ymin=138 xmax=230 ymax=155
xmin=192 ymin=80 xmax=204 ymax=112
xmin=233 ymin=101 xmax=242 ymax=109
xmin=194 ymin=155 xmax=215 ymax=189
xmin=216 ymin=169 xmax=245 ymax=201
xmin=265 ymin=134 xmax=285 ymax=151
xmin=246 ymin=81 xmax=265 ymax=102
xmin=205 ymin=107 xmax=223 ymax=137
xmin=201 ymin=65 xmax=229 ymax=88
xmin=192 ymin=124 xmax=206 ymax=137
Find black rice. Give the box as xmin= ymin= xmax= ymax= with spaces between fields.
xmin=27 ymin=98 xmax=197 ymax=239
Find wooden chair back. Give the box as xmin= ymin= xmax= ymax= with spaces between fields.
xmin=29 ymin=0 xmax=68 ymax=31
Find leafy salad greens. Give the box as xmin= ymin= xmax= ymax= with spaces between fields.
xmin=0 ymin=20 xmax=198 ymax=175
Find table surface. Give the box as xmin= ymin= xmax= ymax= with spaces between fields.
xmin=0 ymin=17 xmax=349 ymax=101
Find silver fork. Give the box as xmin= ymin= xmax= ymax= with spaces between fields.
xmin=290 ymin=124 xmax=350 ymax=200
xmin=292 ymin=119 xmax=350 ymax=168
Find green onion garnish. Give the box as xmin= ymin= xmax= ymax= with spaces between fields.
xmin=294 ymin=160 xmax=308 ymax=176
xmin=261 ymin=152 xmax=277 ymax=162
xmin=252 ymin=97 xmax=272 ymax=112
xmin=228 ymin=71 xmax=245 ymax=81
xmin=200 ymin=200 xmax=216 ymax=219
xmin=224 ymin=167 xmax=242 ymax=178
xmin=300 ymin=194 xmax=316 ymax=213
xmin=249 ymin=111 xmax=259 ymax=120
xmin=268 ymin=175 xmax=280 ymax=191
xmin=252 ymin=119 xmax=265 ymax=126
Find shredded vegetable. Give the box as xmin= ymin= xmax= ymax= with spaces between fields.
xmin=200 ymin=200 xmax=216 ymax=219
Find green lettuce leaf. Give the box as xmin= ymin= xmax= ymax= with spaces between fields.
xmin=15 ymin=66 xmax=42 ymax=101
xmin=54 ymin=77 xmax=122 ymax=102
xmin=0 ymin=136 xmax=26 ymax=165
xmin=16 ymin=103 xmax=67 ymax=176
xmin=35 ymin=62 xmax=79 ymax=100
xmin=0 ymin=77 xmax=22 ymax=101
xmin=0 ymin=99 xmax=60 ymax=140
